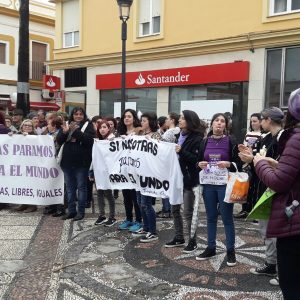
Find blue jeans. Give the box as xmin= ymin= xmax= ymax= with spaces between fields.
xmin=203 ymin=184 xmax=235 ymax=251
xmin=62 ymin=167 xmax=89 ymax=216
xmin=137 ymin=192 xmax=156 ymax=234
xmin=162 ymin=198 xmax=171 ymax=213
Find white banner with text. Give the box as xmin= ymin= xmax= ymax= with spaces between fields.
xmin=92 ymin=136 xmax=184 ymax=205
xmin=0 ymin=135 xmax=64 ymax=205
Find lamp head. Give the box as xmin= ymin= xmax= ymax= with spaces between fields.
xmin=116 ymin=0 xmax=133 ymax=21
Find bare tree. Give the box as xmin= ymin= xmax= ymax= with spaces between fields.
xmin=16 ymin=0 xmax=30 ymax=116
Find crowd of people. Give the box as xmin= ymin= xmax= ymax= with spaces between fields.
xmin=0 ymin=88 xmax=300 ymax=299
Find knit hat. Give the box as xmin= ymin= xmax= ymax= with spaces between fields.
xmin=288 ymin=88 xmax=300 ymax=121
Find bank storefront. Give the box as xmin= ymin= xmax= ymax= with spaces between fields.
xmin=96 ymin=61 xmax=249 ymax=141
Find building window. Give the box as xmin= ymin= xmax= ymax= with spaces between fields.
xmin=64 ymin=31 xmax=79 ymax=48
xmin=100 ymin=88 xmax=157 ymax=117
xmin=62 ymin=0 xmax=80 ymax=48
xmin=31 ymin=41 xmax=47 ymax=81
xmin=0 ymin=42 xmax=7 ymax=64
xmin=65 ymin=68 xmax=87 ymax=88
xmin=270 ymin=0 xmax=300 ymax=15
xmin=139 ymin=0 xmax=161 ymax=37
xmin=265 ymin=46 xmax=300 ymax=108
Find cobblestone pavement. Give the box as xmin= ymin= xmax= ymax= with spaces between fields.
xmin=0 ymin=198 xmax=283 ymax=300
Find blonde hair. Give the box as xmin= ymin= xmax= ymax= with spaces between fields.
xmin=20 ymin=119 xmax=35 ymax=133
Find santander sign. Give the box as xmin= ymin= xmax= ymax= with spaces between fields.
xmin=96 ymin=62 xmax=250 ymax=90
xmin=135 ymin=72 xmax=190 ymax=86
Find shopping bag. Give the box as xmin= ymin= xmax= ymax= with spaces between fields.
xmin=224 ymin=163 xmax=249 ymax=204
xmin=247 ymin=188 xmax=276 ymax=220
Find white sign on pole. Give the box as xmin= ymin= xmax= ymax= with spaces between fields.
xmin=180 ymin=99 xmax=233 ymax=123
xmin=125 ymin=102 xmax=136 ymax=111
xmin=114 ymin=102 xmax=121 ymax=118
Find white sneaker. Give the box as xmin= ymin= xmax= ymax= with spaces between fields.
xmin=140 ymin=232 xmax=158 ymax=243
xmin=269 ymin=277 xmax=279 ymax=286
xmin=132 ymin=227 xmax=148 ymax=237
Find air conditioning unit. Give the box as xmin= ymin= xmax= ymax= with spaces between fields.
xmin=42 ymin=89 xmax=55 ymax=100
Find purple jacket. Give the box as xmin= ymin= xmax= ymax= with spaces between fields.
xmin=255 ymin=126 xmax=300 ymax=238
xmin=0 ymin=124 xmax=10 ymax=134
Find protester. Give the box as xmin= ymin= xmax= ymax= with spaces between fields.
xmin=12 ymin=108 xmax=23 ymax=131
xmin=42 ymin=112 xmax=66 ymax=217
xmin=162 ymin=112 xmax=180 ymax=143
xmin=235 ymin=113 xmax=263 ymax=219
xmin=37 ymin=109 xmax=47 ymax=128
xmin=158 ymin=116 xmax=167 ymax=135
xmin=91 ymin=120 xmax=117 ymax=227
xmin=4 ymin=115 xmax=17 ymax=133
xmin=91 ymin=115 xmax=102 ymax=132
xmin=253 ymin=88 xmax=300 ymax=299
xmin=116 ymin=109 xmax=142 ymax=231
xmin=157 ymin=112 xmax=180 ymax=218
xmin=239 ymin=107 xmax=284 ymax=281
xmin=0 ymin=112 xmax=10 ymax=211
xmin=57 ymin=107 xmax=95 ymax=221
xmin=0 ymin=111 xmax=10 ymax=134
xmin=165 ymin=110 xmax=206 ymax=253
xmin=14 ymin=119 xmax=38 ymax=213
xmin=106 ymin=117 xmax=117 ymax=135
xmin=28 ymin=111 xmax=41 ymax=134
xmin=197 ymin=113 xmax=241 ymax=266
xmin=134 ymin=112 xmax=161 ymax=242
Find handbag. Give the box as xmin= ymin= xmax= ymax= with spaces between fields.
xmin=224 ymin=162 xmax=250 ymax=204
xmin=56 ymin=121 xmax=89 ymax=166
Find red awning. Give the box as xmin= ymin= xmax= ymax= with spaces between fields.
xmin=30 ymin=102 xmax=60 ymax=111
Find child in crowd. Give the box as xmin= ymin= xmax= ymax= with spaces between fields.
xmin=90 ymin=120 xmax=117 ymax=227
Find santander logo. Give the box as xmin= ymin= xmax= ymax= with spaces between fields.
xmin=134 ymin=71 xmax=190 ymax=87
xmin=46 ymin=77 xmax=56 ymax=88
xmin=135 ymin=73 xmax=146 ymax=86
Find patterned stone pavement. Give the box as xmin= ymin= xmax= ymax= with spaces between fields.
xmin=0 ymin=200 xmax=283 ymax=300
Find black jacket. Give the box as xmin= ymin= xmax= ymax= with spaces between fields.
xmin=56 ymin=121 xmax=95 ymax=168
xmin=176 ymin=131 xmax=204 ymax=189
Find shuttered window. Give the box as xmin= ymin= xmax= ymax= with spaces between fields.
xmin=0 ymin=42 xmax=6 ymax=64
xmin=31 ymin=42 xmax=47 ymax=80
xmin=139 ymin=0 xmax=161 ymax=37
xmin=62 ymin=0 xmax=80 ymax=47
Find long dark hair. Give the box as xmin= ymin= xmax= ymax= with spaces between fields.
xmin=117 ymin=109 xmax=140 ymax=135
xmin=182 ymin=110 xmax=206 ymax=137
xmin=284 ymin=110 xmax=299 ymax=130
xmin=69 ymin=107 xmax=88 ymax=124
xmin=207 ymin=113 xmax=229 ymax=136
xmin=249 ymin=113 xmax=262 ymax=131
xmin=141 ymin=112 xmax=158 ymax=132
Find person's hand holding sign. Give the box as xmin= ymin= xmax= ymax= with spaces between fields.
xmin=175 ymin=144 xmax=181 ymax=153
xmin=216 ymin=161 xmax=230 ymax=169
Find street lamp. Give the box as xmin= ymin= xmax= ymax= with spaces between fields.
xmin=116 ymin=0 xmax=133 ymax=114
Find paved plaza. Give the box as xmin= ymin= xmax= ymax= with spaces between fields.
xmin=0 ymin=198 xmax=283 ymax=300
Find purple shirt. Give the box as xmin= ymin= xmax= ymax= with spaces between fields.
xmin=178 ymin=131 xmax=189 ymax=146
xmin=204 ymin=136 xmax=230 ymax=165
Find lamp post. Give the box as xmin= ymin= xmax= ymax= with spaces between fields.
xmin=116 ymin=0 xmax=133 ymax=115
